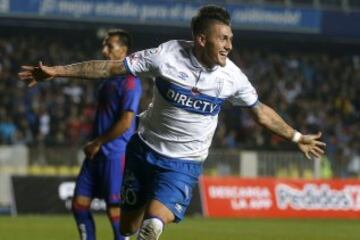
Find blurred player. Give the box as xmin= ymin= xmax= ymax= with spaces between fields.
xmin=70 ymin=29 xmax=141 ymax=240
xmin=19 ymin=5 xmax=325 ymax=240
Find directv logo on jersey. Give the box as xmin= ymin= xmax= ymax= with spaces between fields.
xmin=167 ymin=89 xmax=219 ymax=112
xmin=156 ymin=78 xmax=224 ymax=115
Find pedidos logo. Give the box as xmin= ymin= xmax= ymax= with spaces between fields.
xmin=275 ymin=183 xmax=360 ymax=211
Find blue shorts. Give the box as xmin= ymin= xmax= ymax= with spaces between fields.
xmin=121 ymin=134 xmax=202 ymax=222
xmin=74 ymin=151 xmax=125 ymax=205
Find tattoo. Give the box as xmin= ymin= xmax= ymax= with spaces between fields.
xmin=58 ymin=60 xmax=127 ymax=79
xmin=251 ymin=102 xmax=294 ymax=140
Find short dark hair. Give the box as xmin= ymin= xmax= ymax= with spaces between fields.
xmin=106 ymin=29 xmax=133 ymax=51
xmin=191 ymin=5 xmax=231 ymax=36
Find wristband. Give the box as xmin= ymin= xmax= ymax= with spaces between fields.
xmin=291 ymin=131 xmax=302 ymax=143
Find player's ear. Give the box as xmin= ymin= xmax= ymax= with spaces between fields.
xmin=195 ymin=33 xmax=206 ymax=48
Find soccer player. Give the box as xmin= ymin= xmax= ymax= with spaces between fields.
xmin=70 ymin=29 xmax=141 ymax=240
xmin=19 ymin=5 xmax=325 ymax=240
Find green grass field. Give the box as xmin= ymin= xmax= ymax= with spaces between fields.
xmin=0 ymin=215 xmax=359 ymax=240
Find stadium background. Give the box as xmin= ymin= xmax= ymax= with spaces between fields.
xmin=0 ymin=0 xmax=359 ymax=239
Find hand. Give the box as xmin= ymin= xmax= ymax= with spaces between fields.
xmin=18 ymin=61 xmax=56 ymax=87
xmin=83 ymin=139 xmax=102 ymax=159
xmin=297 ymin=132 xmax=326 ymax=159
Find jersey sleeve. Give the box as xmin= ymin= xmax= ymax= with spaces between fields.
xmin=228 ymin=69 xmax=258 ymax=107
xmin=121 ymin=75 xmax=142 ymax=113
xmin=124 ymin=41 xmax=170 ymax=78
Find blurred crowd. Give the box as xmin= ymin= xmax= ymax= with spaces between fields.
xmin=0 ymin=31 xmax=359 ymax=177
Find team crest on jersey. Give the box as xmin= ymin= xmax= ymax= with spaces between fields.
xmin=215 ymin=77 xmax=225 ymax=97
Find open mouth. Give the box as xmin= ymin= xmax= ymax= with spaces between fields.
xmin=219 ymin=52 xmax=228 ymax=58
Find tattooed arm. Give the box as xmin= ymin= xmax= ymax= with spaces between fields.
xmin=18 ymin=60 xmax=127 ymax=87
xmin=52 ymin=60 xmax=126 ymax=79
xmin=248 ymin=101 xmax=325 ymax=159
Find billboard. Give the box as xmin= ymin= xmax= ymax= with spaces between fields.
xmin=11 ymin=176 xmax=106 ymax=214
xmin=1 ymin=0 xmax=321 ymax=33
xmin=200 ymin=176 xmax=360 ymax=218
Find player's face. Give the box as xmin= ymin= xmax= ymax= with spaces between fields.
xmin=202 ymin=23 xmax=233 ymax=67
xmin=102 ymin=36 xmax=127 ymax=61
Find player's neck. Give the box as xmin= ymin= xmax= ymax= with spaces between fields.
xmin=193 ymin=47 xmax=216 ymax=69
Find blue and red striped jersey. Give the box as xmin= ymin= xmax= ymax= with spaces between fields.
xmin=92 ymin=74 xmax=142 ymax=155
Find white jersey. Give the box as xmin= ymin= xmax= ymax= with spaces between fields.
xmin=125 ymin=40 xmax=258 ymax=162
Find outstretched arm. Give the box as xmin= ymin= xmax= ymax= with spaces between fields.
xmin=248 ymin=101 xmax=326 ymax=159
xmin=18 ymin=60 xmax=127 ymax=87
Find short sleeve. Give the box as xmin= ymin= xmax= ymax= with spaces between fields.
xmin=124 ymin=42 xmax=169 ymax=78
xmin=228 ymin=70 xmax=258 ymax=107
